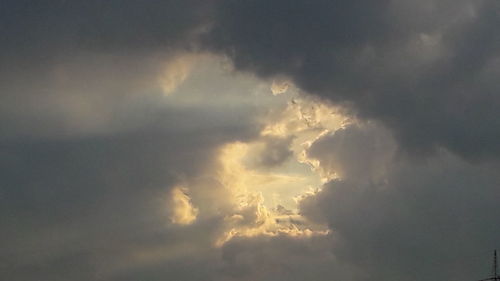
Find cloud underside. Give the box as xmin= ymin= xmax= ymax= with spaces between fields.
xmin=2 ymin=1 xmax=500 ymax=281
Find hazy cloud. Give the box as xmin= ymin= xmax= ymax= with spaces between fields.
xmin=3 ymin=1 xmax=500 ymax=281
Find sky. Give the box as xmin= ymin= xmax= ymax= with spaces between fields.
xmin=1 ymin=1 xmax=500 ymax=281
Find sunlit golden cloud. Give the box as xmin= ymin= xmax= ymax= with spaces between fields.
xmin=169 ymin=186 xmax=199 ymax=225
xmin=156 ymin=58 xmax=353 ymax=246
xmin=270 ymin=78 xmax=290 ymax=95
xmin=260 ymin=97 xmax=351 ymax=182
xmin=208 ymin=95 xmax=360 ymax=244
xmin=159 ymin=54 xmax=199 ymax=95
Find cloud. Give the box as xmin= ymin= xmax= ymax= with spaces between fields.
xmin=246 ymin=136 xmax=294 ymax=168
xmin=300 ymin=122 xmax=500 ymax=281
xmin=306 ymin=122 xmax=396 ymax=182
xmin=159 ymin=54 xmax=199 ymax=95
xmin=217 ymin=234 xmax=342 ymax=281
xmin=270 ymin=78 xmax=290 ymax=96
xmin=0 ymin=50 xmax=339 ymax=281
xmin=0 ymin=126 xmax=246 ymax=280
xmin=0 ymin=1 xmax=214 ymax=138
xmin=4 ymin=1 xmax=500 ymax=160
xmin=204 ymin=0 xmax=500 ymax=160
xmin=0 ymin=0 xmax=210 ymax=60
xmin=0 ymin=53 xmax=167 ymax=138
xmin=3 ymin=2 xmax=500 ymax=281
xmin=0 ymin=56 xmax=266 ymax=280
xmin=169 ymin=187 xmax=199 ymax=225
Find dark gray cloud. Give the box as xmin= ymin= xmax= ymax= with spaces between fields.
xmin=217 ymin=234 xmax=345 ymax=281
xmin=4 ymin=0 xmax=500 ymax=159
xmin=0 ymin=1 xmax=212 ymax=139
xmin=307 ymin=123 xmax=396 ymax=180
xmin=0 ymin=0 xmax=210 ymax=59
xmin=205 ymin=0 xmax=500 ymax=160
xmin=0 ymin=119 xmax=256 ymax=280
xmin=301 ymin=123 xmax=500 ymax=281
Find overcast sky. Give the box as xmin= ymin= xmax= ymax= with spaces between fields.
xmin=2 ymin=1 xmax=500 ymax=281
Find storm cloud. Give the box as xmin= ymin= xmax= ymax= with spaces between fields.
xmin=301 ymin=122 xmax=500 ymax=281
xmin=2 ymin=1 xmax=500 ymax=281
xmin=4 ymin=1 xmax=500 ymax=159
xmin=205 ymin=0 xmax=500 ymax=160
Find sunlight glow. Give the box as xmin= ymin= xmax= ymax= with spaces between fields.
xmin=169 ymin=186 xmax=199 ymax=225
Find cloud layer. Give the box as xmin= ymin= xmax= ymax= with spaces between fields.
xmin=2 ymin=1 xmax=500 ymax=281
xmin=205 ymin=0 xmax=500 ymax=160
xmin=301 ymin=123 xmax=500 ymax=281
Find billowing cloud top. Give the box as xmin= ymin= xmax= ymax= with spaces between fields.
xmin=1 ymin=1 xmax=500 ymax=281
